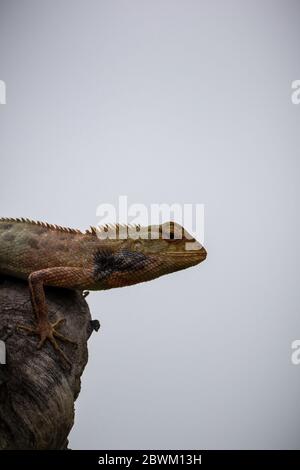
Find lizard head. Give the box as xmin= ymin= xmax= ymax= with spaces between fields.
xmin=95 ymin=222 xmax=206 ymax=289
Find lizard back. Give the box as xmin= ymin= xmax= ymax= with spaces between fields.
xmin=0 ymin=218 xmax=98 ymax=280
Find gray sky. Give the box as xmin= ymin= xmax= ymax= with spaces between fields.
xmin=0 ymin=0 xmax=300 ymax=449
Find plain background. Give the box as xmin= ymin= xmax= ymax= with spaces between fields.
xmin=0 ymin=0 xmax=300 ymax=449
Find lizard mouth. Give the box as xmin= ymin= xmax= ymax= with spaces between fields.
xmin=160 ymin=246 xmax=207 ymax=262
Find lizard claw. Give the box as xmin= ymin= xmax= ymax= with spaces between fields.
xmin=17 ymin=318 xmax=76 ymax=367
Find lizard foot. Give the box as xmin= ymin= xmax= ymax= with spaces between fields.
xmin=17 ymin=317 xmax=77 ymax=366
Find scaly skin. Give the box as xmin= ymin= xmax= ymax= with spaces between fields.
xmin=0 ymin=218 xmax=207 ymax=365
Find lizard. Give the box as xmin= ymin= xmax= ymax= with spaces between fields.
xmin=0 ymin=217 xmax=207 ymax=365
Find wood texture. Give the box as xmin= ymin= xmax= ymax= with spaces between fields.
xmin=0 ymin=277 xmax=99 ymax=449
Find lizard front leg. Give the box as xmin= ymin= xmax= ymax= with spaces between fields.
xmin=17 ymin=266 xmax=94 ymax=366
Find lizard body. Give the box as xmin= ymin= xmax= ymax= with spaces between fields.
xmin=0 ymin=218 xmax=207 ymax=364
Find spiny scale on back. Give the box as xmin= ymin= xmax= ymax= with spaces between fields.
xmin=0 ymin=216 xmax=118 ymax=235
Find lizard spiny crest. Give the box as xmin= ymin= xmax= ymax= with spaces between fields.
xmin=0 ymin=217 xmax=143 ymax=237
xmin=0 ymin=217 xmax=83 ymax=234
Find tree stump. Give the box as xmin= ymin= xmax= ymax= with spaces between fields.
xmin=0 ymin=277 xmax=99 ymax=450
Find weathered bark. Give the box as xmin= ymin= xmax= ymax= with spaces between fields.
xmin=0 ymin=277 xmax=99 ymax=450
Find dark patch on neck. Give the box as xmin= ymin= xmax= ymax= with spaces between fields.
xmin=93 ymin=249 xmax=147 ymax=280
